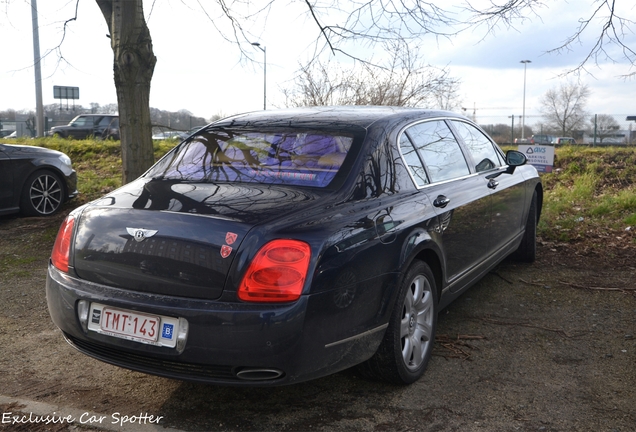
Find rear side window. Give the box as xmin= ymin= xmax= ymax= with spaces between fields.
xmin=451 ymin=120 xmax=502 ymax=172
xmin=403 ymin=121 xmax=470 ymax=183
xmin=147 ymin=129 xmax=353 ymax=188
xmin=399 ymin=134 xmax=429 ymax=187
xmin=98 ymin=116 xmax=115 ymax=126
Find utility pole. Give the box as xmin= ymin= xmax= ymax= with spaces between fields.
xmin=31 ymin=0 xmax=44 ymax=137
xmin=509 ymin=115 xmax=515 ymax=144
xmin=520 ymin=60 xmax=531 ymax=140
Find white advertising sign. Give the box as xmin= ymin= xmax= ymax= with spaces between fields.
xmin=517 ymin=144 xmax=555 ymax=173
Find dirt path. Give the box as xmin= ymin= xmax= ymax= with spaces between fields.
xmin=1 ymin=213 xmax=635 ymax=431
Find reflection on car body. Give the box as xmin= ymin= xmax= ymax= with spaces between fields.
xmin=152 ymin=131 xmax=188 ymax=141
xmin=46 ymin=106 xmax=542 ymax=386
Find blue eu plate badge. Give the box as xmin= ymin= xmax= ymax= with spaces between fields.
xmin=162 ymin=323 xmax=174 ymax=340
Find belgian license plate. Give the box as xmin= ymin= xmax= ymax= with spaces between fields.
xmin=87 ymin=303 xmax=180 ymax=348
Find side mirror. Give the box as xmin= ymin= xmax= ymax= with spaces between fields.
xmin=487 ymin=150 xmax=528 ymax=179
xmin=506 ymin=150 xmax=527 ymax=167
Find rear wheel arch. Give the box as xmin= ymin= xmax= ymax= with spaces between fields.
xmin=413 ymin=248 xmax=443 ymax=302
xmin=400 ymin=234 xmax=444 ymax=303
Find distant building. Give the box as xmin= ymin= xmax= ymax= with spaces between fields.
xmin=582 ymin=129 xmax=636 ymax=145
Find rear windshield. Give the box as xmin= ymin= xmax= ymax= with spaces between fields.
xmin=146 ymin=129 xmax=354 ymax=188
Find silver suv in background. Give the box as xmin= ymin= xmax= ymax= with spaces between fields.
xmin=552 ymin=137 xmax=576 ymax=145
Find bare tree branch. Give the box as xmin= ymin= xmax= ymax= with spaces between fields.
xmin=546 ymin=0 xmax=636 ymax=77
xmin=282 ymin=41 xmax=462 ymax=109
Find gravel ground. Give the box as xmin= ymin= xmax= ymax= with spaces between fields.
xmin=1 ymin=212 xmax=635 ymax=431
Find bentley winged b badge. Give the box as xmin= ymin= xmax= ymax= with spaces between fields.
xmin=126 ymin=227 xmax=158 ymax=242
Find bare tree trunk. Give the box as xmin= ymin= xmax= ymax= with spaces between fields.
xmin=96 ymin=0 xmax=156 ymax=184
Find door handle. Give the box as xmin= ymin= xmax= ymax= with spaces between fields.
xmin=433 ymin=195 xmax=450 ymax=208
xmin=487 ymin=179 xmax=499 ymax=189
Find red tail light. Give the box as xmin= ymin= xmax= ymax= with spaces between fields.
xmin=51 ymin=215 xmax=75 ymax=273
xmin=238 ymin=239 xmax=311 ymax=302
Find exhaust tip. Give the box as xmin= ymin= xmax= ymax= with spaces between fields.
xmin=235 ymin=368 xmax=285 ymax=381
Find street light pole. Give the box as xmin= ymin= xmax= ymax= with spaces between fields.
xmin=31 ymin=0 xmax=44 ymax=137
xmin=251 ymin=42 xmax=266 ymax=110
xmin=520 ymin=60 xmax=531 ymax=140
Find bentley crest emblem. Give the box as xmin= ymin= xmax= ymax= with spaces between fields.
xmin=225 ymin=232 xmax=238 ymax=245
xmin=126 ymin=227 xmax=158 ymax=242
xmin=220 ymin=245 xmax=233 ymax=258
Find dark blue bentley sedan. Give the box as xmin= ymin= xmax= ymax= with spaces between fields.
xmin=46 ymin=106 xmax=542 ymax=386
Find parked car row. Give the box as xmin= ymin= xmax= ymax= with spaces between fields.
xmin=515 ymin=135 xmax=577 ymax=145
xmin=45 ymin=106 xmax=542 ymax=387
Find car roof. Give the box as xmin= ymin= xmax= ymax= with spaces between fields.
xmin=213 ymin=106 xmax=465 ymax=130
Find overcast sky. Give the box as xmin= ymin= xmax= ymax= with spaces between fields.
xmin=1 ymin=0 xmax=635 ymax=130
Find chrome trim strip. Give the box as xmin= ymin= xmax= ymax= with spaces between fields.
xmin=324 ymin=323 xmax=389 ymax=348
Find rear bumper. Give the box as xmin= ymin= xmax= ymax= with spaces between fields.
xmin=46 ymin=264 xmax=383 ymax=386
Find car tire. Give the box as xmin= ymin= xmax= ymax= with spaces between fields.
xmin=358 ymin=260 xmax=438 ymax=384
xmin=20 ymin=170 xmax=65 ymax=216
xmin=512 ymin=190 xmax=537 ymax=263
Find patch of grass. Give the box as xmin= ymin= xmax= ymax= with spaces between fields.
xmin=1 ymin=255 xmax=38 ymax=267
xmin=538 ymin=145 xmax=636 ymax=247
xmin=624 ymin=213 xmax=636 ymax=226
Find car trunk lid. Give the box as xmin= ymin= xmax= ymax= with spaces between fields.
xmin=72 ymin=206 xmax=252 ymax=300
xmin=70 ymin=180 xmax=326 ymax=300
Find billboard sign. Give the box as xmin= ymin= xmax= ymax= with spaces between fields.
xmin=53 ymin=86 xmax=80 ymax=100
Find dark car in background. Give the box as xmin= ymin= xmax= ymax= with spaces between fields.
xmin=49 ymin=114 xmax=120 ymax=140
xmin=0 ymin=143 xmax=78 ymax=216
xmin=46 ymin=107 xmax=542 ymax=386
xmin=529 ymin=134 xmax=556 ymax=145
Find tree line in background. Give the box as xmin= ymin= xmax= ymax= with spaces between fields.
xmin=1 ymin=79 xmax=630 ymax=146
xmin=489 ymin=81 xmax=629 ymax=145
xmin=0 ymin=104 xmax=209 ymax=136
